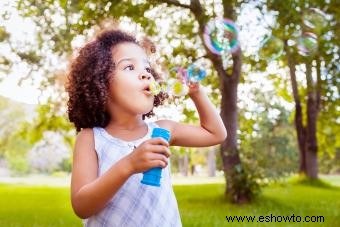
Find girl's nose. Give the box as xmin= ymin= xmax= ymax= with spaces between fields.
xmin=139 ymin=73 xmax=151 ymax=80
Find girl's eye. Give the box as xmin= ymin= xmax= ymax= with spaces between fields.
xmin=146 ymin=67 xmax=151 ymax=73
xmin=124 ymin=65 xmax=134 ymax=70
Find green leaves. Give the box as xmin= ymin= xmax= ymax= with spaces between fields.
xmin=16 ymin=51 xmax=42 ymax=65
xmin=18 ymin=100 xmax=74 ymax=147
xmin=0 ymin=26 xmax=10 ymax=42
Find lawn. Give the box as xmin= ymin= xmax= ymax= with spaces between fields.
xmin=176 ymin=183 xmax=340 ymax=227
xmin=0 ymin=177 xmax=339 ymax=227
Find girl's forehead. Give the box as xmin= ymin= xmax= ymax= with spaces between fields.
xmin=112 ymin=42 xmax=147 ymax=62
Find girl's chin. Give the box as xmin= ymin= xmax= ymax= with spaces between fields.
xmin=134 ymin=104 xmax=153 ymax=115
xmin=130 ymin=97 xmax=154 ymax=114
xmin=141 ymin=106 xmax=154 ymax=115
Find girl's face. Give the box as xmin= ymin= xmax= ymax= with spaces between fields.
xmin=109 ymin=42 xmax=155 ymax=115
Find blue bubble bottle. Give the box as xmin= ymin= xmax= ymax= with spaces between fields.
xmin=141 ymin=128 xmax=171 ymax=187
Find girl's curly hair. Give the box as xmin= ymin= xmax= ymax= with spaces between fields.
xmin=66 ymin=30 xmax=167 ymax=132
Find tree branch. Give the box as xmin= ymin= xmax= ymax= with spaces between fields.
xmin=161 ymin=0 xmax=192 ymax=9
xmin=188 ymin=0 xmax=228 ymax=81
xmin=190 ymin=0 xmax=204 ymax=16
xmin=222 ymin=0 xmax=235 ymax=20
xmin=316 ymin=57 xmax=321 ymax=111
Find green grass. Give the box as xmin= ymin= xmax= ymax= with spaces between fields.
xmin=176 ymin=183 xmax=340 ymax=227
xmin=0 ymin=178 xmax=339 ymax=227
xmin=0 ymin=184 xmax=81 ymax=227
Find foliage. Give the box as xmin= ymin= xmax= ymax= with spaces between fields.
xmin=3 ymin=135 xmax=32 ymax=175
xmin=27 ymin=131 xmax=71 ymax=173
xmin=224 ymin=163 xmax=262 ymax=202
xmin=0 ymin=96 xmax=34 ymax=174
xmin=18 ymin=99 xmax=76 ymax=148
xmin=262 ymin=0 xmax=340 ymax=167
xmin=318 ymin=149 xmax=340 ymax=174
xmin=239 ymin=105 xmax=299 ymax=179
xmin=0 ymin=95 xmax=74 ymax=174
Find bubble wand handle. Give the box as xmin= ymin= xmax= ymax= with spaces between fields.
xmin=141 ymin=128 xmax=171 ymax=187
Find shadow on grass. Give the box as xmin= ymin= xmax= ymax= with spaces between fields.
xmin=174 ymin=183 xmax=297 ymax=210
xmin=174 ymin=181 xmax=340 ymax=227
xmin=288 ymin=174 xmax=339 ymax=189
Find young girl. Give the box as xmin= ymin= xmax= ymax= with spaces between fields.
xmin=67 ymin=29 xmax=227 ymax=227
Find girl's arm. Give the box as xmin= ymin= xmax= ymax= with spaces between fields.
xmin=157 ymin=85 xmax=227 ymax=147
xmin=71 ymin=129 xmax=133 ymax=219
xmin=71 ymin=129 xmax=170 ymax=219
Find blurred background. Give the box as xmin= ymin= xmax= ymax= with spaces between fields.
xmin=0 ymin=0 xmax=339 ymax=226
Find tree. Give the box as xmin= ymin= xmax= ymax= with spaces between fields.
xmin=238 ymin=82 xmax=299 ymax=180
xmin=0 ymin=95 xmax=28 ymax=157
xmin=0 ymin=95 xmax=33 ymax=174
xmin=14 ymin=0 xmax=257 ymax=203
xmin=262 ymin=0 xmax=339 ymax=178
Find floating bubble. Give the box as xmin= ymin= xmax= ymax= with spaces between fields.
xmin=187 ymin=64 xmax=206 ymax=83
xmin=168 ymin=79 xmax=188 ymax=97
xmin=298 ymin=32 xmax=318 ymax=56
xmin=303 ymin=8 xmax=326 ymax=34
xmin=158 ymin=81 xmax=169 ymax=93
xmin=149 ymin=81 xmax=162 ymax=95
xmin=169 ymin=67 xmax=187 ymax=80
xmin=221 ymin=49 xmax=230 ymax=70
xmin=258 ymin=35 xmax=284 ymax=61
xmin=203 ymin=18 xmax=239 ymax=55
xmin=165 ymin=62 xmax=208 ymax=96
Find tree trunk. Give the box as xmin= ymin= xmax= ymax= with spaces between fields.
xmin=218 ymin=47 xmax=248 ymax=203
xmin=183 ymin=151 xmax=189 ymax=176
xmin=286 ymin=44 xmax=307 ymax=173
xmin=207 ymin=147 xmax=216 ymax=177
xmin=305 ymin=61 xmax=319 ymax=178
xmin=178 ymin=151 xmax=189 ymax=177
xmin=180 ymin=0 xmax=248 ymax=203
xmin=286 ymin=44 xmax=320 ymax=178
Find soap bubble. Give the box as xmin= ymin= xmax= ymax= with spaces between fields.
xmin=298 ymin=32 xmax=318 ymax=56
xmin=149 ymin=81 xmax=162 ymax=95
xmin=221 ymin=49 xmax=231 ymax=69
xmin=168 ymin=79 xmax=188 ymax=97
xmin=187 ymin=64 xmax=206 ymax=83
xmin=165 ymin=63 xmax=208 ymax=97
xmin=166 ymin=68 xmax=189 ymax=97
xmin=169 ymin=67 xmax=187 ymax=80
xmin=303 ymin=8 xmax=327 ymax=34
xmin=258 ymin=35 xmax=284 ymax=61
xmin=203 ymin=18 xmax=239 ymax=55
xmin=158 ymin=81 xmax=168 ymax=93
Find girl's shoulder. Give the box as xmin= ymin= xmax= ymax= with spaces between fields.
xmin=76 ymin=128 xmax=94 ymax=143
xmin=74 ymin=128 xmax=95 ymax=150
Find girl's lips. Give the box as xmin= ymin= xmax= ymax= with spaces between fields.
xmin=142 ymin=84 xmax=153 ymax=96
xmin=143 ymin=90 xmax=152 ymax=95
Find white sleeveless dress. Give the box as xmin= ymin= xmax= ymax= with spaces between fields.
xmin=83 ymin=121 xmax=182 ymax=227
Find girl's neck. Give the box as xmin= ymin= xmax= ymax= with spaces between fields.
xmin=104 ymin=116 xmax=148 ymax=142
xmin=107 ymin=116 xmax=145 ymax=131
xmin=106 ymin=100 xmax=146 ymax=131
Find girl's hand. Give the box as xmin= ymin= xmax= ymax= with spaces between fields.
xmin=188 ymin=82 xmax=201 ymax=96
xmin=125 ymin=138 xmax=171 ymax=174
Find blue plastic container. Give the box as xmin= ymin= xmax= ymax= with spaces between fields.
xmin=141 ymin=128 xmax=171 ymax=187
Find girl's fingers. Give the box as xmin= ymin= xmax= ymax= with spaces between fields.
xmin=148 ymin=138 xmax=169 ymax=147
xmin=150 ymin=160 xmax=167 ymax=168
xmin=150 ymin=145 xmax=171 ymax=157
xmin=150 ymin=153 xmax=168 ymax=164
